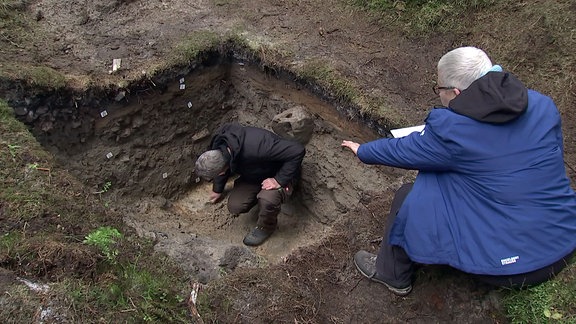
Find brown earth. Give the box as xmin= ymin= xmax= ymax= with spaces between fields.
xmin=1 ymin=0 xmax=575 ymax=323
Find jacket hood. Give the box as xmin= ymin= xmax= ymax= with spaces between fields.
xmin=449 ymin=72 xmax=528 ymax=123
xmin=209 ymin=123 xmax=245 ymax=166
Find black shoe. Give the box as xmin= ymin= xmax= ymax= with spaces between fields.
xmin=243 ymin=227 xmax=274 ymax=246
xmin=353 ymin=250 xmax=412 ymax=296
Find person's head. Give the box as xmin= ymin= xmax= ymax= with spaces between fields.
xmin=435 ymin=46 xmax=494 ymax=106
xmin=195 ymin=149 xmax=227 ymax=181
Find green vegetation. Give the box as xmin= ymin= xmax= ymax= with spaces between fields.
xmin=59 ymin=259 xmax=188 ymax=322
xmin=0 ymin=0 xmax=28 ymax=30
xmin=349 ymin=0 xmax=496 ymax=35
xmin=94 ymin=181 xmax=112 ymax=194
xmin=172 ymin=30 xmax=223 ymax=64
xmin=0 ymin=99 xmax=190 ymax=322
xmin=503 ymin=269 xmax=576 ymax=323
xmin=0 ymin=65 xmax=68 ymax=90
xmin=0 ymin=232 xmax=20 ymax=257
xmin=297 ymin=60 xmax=407 ymax=128
xmin=1 ymin=101 xmax=51 ymax=220
xmin=299 ymin=60 xmax=359 ymax=104
xmin=83 ymin=227 xmax=122 ymax=262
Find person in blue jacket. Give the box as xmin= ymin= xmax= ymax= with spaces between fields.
xmin=341 ymin=46 xmax=576 ymax=296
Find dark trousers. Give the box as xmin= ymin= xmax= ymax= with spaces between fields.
xmin=375 ymin=183 xmax=414 ymax=288
xmin=376 ymin=183 xmax=575 ymax=288
xmin=227 ymin=178 xmax=291 ymax=230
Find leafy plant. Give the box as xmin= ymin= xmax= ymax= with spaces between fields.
xmin=27 ymin=162 xmax=38 ymax=169
xmin=0 ymin=232 xmax=19 ymax=258
xmin=7 ymin=143 xmax=19 ymax=159
xmin=94 ymin=181 xmax=112 ymax=194
xmin=83 ymin=227 xmax=122 ymax=262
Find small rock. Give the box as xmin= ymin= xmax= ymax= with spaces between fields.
xmin=13 ymin=106 xmax=27 ymax=116
xmin=71 ymin=120 xmax=82 ymax=129
xmin=159 ymin=198 xmax=173 ymax=210
xmin=41 ymin=121 xmax=53 ymax=132
xmin=26 ymin=111 xmax=37 ymax=122
xmin=36 ymin=106 xmax=49 ymax=115
xmin=114 ymin=91 xmax=126 ymax=101
xmin=191 ymin=128 xmax=210 ymax=143
xmin=272 ymin=105 xmax=315 ymax=145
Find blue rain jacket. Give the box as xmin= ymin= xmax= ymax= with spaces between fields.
xmin=357 ymin=72 xmax=576 ymax=275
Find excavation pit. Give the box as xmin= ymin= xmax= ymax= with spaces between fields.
xmin=9 ymin=55 xmax=410 ymax=284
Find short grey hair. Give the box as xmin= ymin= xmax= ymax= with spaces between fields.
xmin=437 ymin=47 xmax=493 ymax=91
xmin=195 ymin=149 xmax=226 ymax=180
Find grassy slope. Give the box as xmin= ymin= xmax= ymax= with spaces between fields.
xmin=0 ymin=101 xmax=190 ymax=321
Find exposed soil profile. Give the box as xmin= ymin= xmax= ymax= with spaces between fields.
xmin=6 ymin=53 xmax=505 ymax=322
xmin=11 ymin=54 xmax=402 ymax=280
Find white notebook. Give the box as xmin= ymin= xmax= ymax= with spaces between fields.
xmin=390 ymin=125 xmax=425 ymax=138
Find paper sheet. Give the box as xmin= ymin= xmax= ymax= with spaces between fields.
xmin=390 ymin=125 xmax=425 ymax=138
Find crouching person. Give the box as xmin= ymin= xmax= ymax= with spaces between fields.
xmin=195 ymin=122 xmax=306 ymax=246
xmin=341 ymin=46 xmax=576 ymax=296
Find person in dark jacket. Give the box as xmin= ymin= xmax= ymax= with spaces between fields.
xmin=342 ymin=46 xmax=576 ymax=296
xmin=195 ymin=123 xmax=306 ymax=246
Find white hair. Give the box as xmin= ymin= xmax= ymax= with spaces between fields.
xmin=437 ymin=47 xmax=493 ymax=91
xmin=195 ymin=149 xmax=226 ymax=180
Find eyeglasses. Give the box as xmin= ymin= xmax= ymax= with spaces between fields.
xmin=432 ymin=85 xmax=456 ymax=95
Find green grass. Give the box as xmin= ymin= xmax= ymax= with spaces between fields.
xmin=348 ymin=0 xmax=496 ymax=35
xmin=0 ymin=232 xmax=20 ymax=258
xmin=1 ymin=99 xmax=191 ymax=322
xmin=172 ymin=30 xmax=223 ymax=64
xmin=297 ymin=59 xmax=408 ymax=128
xmin=54 ymin=258 xmax=189 ymax=322
xmin=0 ymin=101 xmax=51 ymax=220
xmin=298 ymin=60 xmax=359 ymax=103
xmin=0 ymin=0 xmax=27 ymax=28
xmin=0 ymin=65 xmax=68 ymax=89
xmin=502 ymin=264 xmax=576 ymax=323
xmin=1 ymin=1 xmax=575 ymax=321
xmin=84 ymin=227 xmax=123 ymax=262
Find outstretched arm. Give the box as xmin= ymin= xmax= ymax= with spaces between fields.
xmin=341 ymin=125 xmax=454 ymax=171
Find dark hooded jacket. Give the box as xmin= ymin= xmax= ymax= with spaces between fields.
xmin=356 ymin=71 xmax=576 ymax=275
xmin=449 ymin=72 xmax=527 ymax=123
xmin=209 ymin=123 xmax=306 ymax=194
